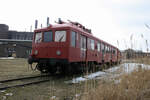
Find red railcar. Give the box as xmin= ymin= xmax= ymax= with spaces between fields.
xmin=28 ymin=19 xmax=121 ymax=73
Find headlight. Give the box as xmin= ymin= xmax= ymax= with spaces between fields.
xmin=34 ymin=50 xmax=38 ymax=55
xmin=56 ymin=50 xmax=61 ymax=55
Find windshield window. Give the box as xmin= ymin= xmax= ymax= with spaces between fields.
xmin=55 ymin=31 xmax=66 ymax=42
xmin=43 ymin=31 xmax=53 ymax=42
xmin=35 ymin=32 xmax=42 ymax=43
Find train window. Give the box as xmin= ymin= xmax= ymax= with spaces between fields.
xmin=102 ymin=43 xmax=105 ymax=53
xmin=43 ymin=31 xmax=53 ymax=42
xmin=107 ymin=46 xmax=109 ymax=53
xmin=91 ymin=39 xmax=94 ymax=50
xmin=71 ymin=31 xmax=76 ymax=47
xmin=35 ymin=32 xmax=42 ymax=43
xmin=88 ymin=38 xmax=94 ymax=50
xmin=106 ymin=45 xmax=107 ymax=53
xmin=108 ymin=47 xmax=110 ymax=53
xmin=80 ymin=35 xmax=86 ymax=49
xmin=55 ymin=31 xmax=66 ymax=42
xmin=113 ymin=49 xmax=116 ymax=54
xmin=97 ymin=42 xmax=101 ymax=52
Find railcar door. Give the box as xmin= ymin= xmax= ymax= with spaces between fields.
xmin=80 ymin=35 xmax=87 ymax=61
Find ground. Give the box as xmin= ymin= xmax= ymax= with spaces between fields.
xmin=0 ymin=58 xmax=89 ymax=100
xmin=0 ymin=58 xmax=150 ymax=100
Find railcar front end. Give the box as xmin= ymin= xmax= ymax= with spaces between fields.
xmin=28 ymin=27 xmax=71 ymax=73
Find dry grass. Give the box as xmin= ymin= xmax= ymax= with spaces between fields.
xmin=82 ymin=68 xmax=150 ymax=100
xmin=1 ymin=58 xmax=150 ymax=100
xmin=126 ymin=57 xmax=150 ymax=65
xmin=0 ymin=58 xmax=84 ymax=100
xmin=0 ymin=58 xmax=40 ymax=80
xmin=82 ymin=58 xmax=150 ymax=100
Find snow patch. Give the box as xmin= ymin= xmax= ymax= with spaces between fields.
xmin=66 ymin=63 xmax=150 ymax=84
xmin=5 ymin=93 xmax=13 ymax=96
xmin=0 ymin=57 xmax=14 ymax=59
xmin=0 ymin=90 xmax=6 ymax=93
xmin=120 ymin=63 xmax=150 ymax=73
xmin=66 ymin=71 xmax=106 ymax=83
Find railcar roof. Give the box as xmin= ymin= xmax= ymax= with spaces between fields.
xmin=35 ymin=23 xmax=118 ymax=50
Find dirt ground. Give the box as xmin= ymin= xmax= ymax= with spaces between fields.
xmin=1 ymin=58 xmax=145 ymax=100
xmin=0 ymin=58 xmax=93 ymax=100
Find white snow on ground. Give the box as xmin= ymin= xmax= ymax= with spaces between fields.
xmin=71 ymin=71 xmax=106 ymax=83
xmin=0 ymin=57 xmax=14 ymax=59
xmin=66 ymin=63 xmax=150 ymax=84
xmin=121 ymin=63 xmax=150 ymax=73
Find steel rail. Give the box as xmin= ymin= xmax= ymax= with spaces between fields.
xmin=0 ymin=79 xmax=50 ymax=90
xmin=0 ymin=75 xmax=50 ymax=83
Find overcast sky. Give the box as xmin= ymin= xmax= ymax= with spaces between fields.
xmin=0 ymin=0 xmax=150 ymax=51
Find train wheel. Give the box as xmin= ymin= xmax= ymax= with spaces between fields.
xmin=48 ymin=66 xmax=57 ymax=74
xmin=84 ymin=62 xmax=90 ymax=73
xmin=88 ymin=62 xmax=96 ymax=73
xmin=60 ymin=65 xmax=69 ymax=75
xmin=36 ymin=63 xmax=48 ymax=73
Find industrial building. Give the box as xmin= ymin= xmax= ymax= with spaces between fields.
xmin=0 ymin=24 xmax=33 ymax=58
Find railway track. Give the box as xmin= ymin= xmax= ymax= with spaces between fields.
xmin=0 ymin=75 xmax=52 ymax=90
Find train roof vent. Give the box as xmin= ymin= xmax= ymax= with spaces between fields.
xmin=56 ymin=18 xmax=92 ymax=34
xmin=67 ymin=20 xmax=92 ymax=34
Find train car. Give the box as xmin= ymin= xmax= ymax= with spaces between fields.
xmin=28 ymin=19 xmax=121 ymax=74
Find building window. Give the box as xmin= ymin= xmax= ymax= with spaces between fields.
xmin=43 ymin=31 xmax=53 ymax=42
xmin=35 ymin=32 xmax=42 ymax=43
xmin=55 ymin=31 xmax=66 ymax=42
xmin=71 ymin=31 xmax=76 ymax=47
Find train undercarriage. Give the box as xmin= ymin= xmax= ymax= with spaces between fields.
xmin=28 ymin=56 xmax=120 ymax=74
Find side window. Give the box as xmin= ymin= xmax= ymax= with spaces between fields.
xmin=55 ymin=31 xmax=66 ymax=42
xmin=35 ymin=32 xmax=42 ymax=43
xmin=80 ymin=35 xmax=86 ymax=49
xmin=88 ymin=38 xmax=91 ymax=49
xmin=102 ymin=43 xmax=105 ymax=53
xmin=106 ymin=45 xmax=109 ymax=53
xmin=97 ymin=42 xmax=101 ymax=52
xmin=91 ymin=39 xmax=95 ymax=50
xmin=71 ymin=31 xmax=76 ymax=47
xmin=113 ymin=48 xmax=116 ymax=54
xmin=108 ymin=47 xmax=110 ymax=53
xmin=106 ymin=45 xmax=107 ymax=53
xmin=43 ymin=31 xmax=53 ymax=42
